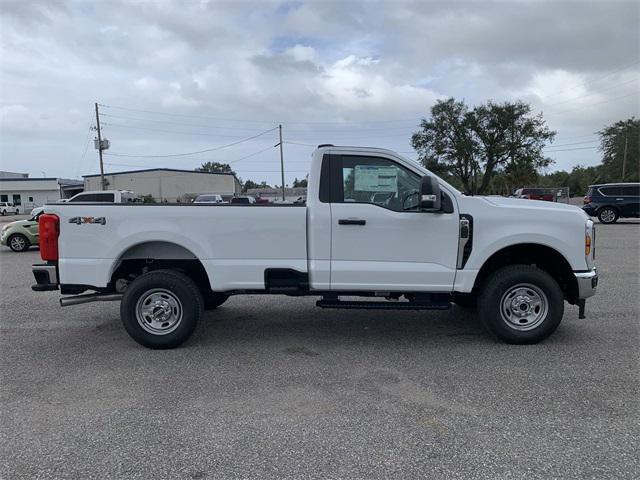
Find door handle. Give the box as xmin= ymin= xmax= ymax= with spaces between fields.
xmin=338 ymin=218 xmax=366 ymax=225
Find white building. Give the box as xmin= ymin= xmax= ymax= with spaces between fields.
xmin=0 ymin=177 xmax=59 ymax=213
xmin=83 ymin=168 xmax=242 ymax=202
xmin=0 ymin=171 xmax=28 ymax=179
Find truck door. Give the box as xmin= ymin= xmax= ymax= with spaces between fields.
xmin=328 ymin=154 xmax=459 ymax=292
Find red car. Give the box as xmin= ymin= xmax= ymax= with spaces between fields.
xmin=514 ymin=188 xmax=554 ymax=202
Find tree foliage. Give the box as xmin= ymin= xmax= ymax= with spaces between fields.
xmin=599 ymin=117 xmax=639 ymax=182
xmin=292 ymin=177 xmax=308 ymax=188
xmin=243 ymin=179 xmax=272 ymax=191
xmin=196 ymin=162 xmax=235 ymax=175
xmin=411 ymin=98 xmax=556 ymax=195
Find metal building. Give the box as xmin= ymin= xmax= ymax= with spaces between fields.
xmin=83 ymin=168 xmax=242 ymax=202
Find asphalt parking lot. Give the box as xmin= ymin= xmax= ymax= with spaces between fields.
xmin=1 ymin=222 xmax=638 ymax=479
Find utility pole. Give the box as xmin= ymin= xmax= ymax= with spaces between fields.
xmin=622 ymin=132 xmax=628 ymax=181
xmin=278 ymin=124 xmax=285 ymax=201
xmin=94 ymin=103 xmax=106 ymax=190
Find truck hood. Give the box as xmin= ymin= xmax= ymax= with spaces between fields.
xmin=460 ymin=196 xmax=589 ymax=219
xmin=478 ymin=196 xmax=584 ymax=214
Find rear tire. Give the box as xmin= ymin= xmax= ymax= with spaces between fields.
xmin=8 ymin=234 xmax=29 ymax=252
xmin=120 ymin=270 xmax=203 ymax=349
xmin=598 ymin=207 xmax=618 ymax=224
xmin=478 ymin=265 xmax=564 ymax=344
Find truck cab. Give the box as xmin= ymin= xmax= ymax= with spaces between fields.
xmin=31 ymin=146 xmax=598 ymax=349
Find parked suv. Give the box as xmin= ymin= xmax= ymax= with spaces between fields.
xmin=0 ymin=202 xmax=20 ymax=215
xmin=582 ymin=183 xmax=640 ymax=223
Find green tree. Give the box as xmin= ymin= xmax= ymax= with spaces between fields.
xmin=292 ymin=176 xmax=308 ymax=188
xmin=243 ymin=179 xmax=260 ymax=190
xmin=411 ymin=98 xmax=556 ymax=195
xmin=196 ymin=162 xmax=235 ymax=175
xmin=598 ymin=117 xmax=639 ymax=182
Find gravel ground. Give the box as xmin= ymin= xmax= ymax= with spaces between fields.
xmin=1 ymin=222 xmax=638 ymax=479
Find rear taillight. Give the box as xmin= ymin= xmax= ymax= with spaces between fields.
xmin=39 ymin=214 xmax=59 ymax=261
xmin=583 ymin=196 xmax=592 ymax=204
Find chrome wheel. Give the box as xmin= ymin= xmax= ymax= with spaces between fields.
xmin=499 ymin=283 xmax=548 ymax=331
xmin=135 ymin=288 xmax=183 ymax=335
xmin=599 ymin=208 xmax=616 ymax=223
xmin=9 ymin=235 xmax=27 ymax=251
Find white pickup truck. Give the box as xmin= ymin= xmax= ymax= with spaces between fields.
xmin=32 ymin=146 xmax=598 ymax=349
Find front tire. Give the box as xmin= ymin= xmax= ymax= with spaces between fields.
xmin=120 ymin=270 xmax=203 ymax=349
xmin=478 ymin=265 xmax=564 ymax=344
xmin=598 ymin=207 xmax=618 ymax=224
xmin=8 ymin=234 xmax=29 ymax=252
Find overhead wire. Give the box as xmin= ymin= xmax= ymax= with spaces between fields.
xmin=102 ymin=122 xmax=259 ymax=139
xmin=99 ymin=113 xmax=270 ymax=132
xmin=104 ymin=127 xmax=278 ymax=158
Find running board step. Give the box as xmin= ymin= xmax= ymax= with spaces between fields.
xmin=316 ymin=298 xmax=451 ymax=310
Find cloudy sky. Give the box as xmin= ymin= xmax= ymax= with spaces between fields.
xmin=1 ymin=0 xmax=639 ymax=185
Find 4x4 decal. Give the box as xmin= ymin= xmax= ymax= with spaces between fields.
xmin=68 ymin=216 xmax=106 ymax=225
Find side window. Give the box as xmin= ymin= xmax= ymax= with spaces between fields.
xmin=94 ymin=193 xmax=115 ymax=202
xmin=599 ymin=187 xmax=616 ymax=196
xmin=339 ymin=156 xmax=421 ymax=212
xmin=621 ymin=185 xmax=640 ymax=196
xmin=70 ymin=193 xmax=97 ymax=202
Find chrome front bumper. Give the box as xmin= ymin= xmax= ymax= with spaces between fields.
xmin=575 ymin=268 xmax=598 ymax=299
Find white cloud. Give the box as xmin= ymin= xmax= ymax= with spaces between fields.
xmin=0 ymin=0 xmax=638 ymax=182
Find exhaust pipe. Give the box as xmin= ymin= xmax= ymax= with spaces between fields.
xmin=60 ymin=293 xmax=123 ymax=307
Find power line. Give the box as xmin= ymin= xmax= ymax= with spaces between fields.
xmin=102 ymin=122 xmax=258 ymax=139
xmin=75 ymin=122 xmax=94 ymax=177
xmin=545 ymin=77 xmax=639 ymax=108
xmin=544 ymin=146 xmax=598 ymax=153
xmin=99 ymin=113 xmax=269 ymax=132
xmin=228 ymin=145 xmax=276 ymax=164
xmin=547 ymin=91 xmax=639 ymax=116
xmin=99 ymin=103 xmax=422 ymax=126
xmin=104 ymin=127 xmax=278 ymax=158
xmin=284 ymin=141 xmax=316 ymax=147
xmin=540 ymin=60 xmax=640 ymax=101
xmin=543 ymin=139 xmax=599 ymax=148
xmin=102 ymin=161 xmax=309 ymax=174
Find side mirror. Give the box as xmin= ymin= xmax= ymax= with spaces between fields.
xmin=420 ymin=175 xmax=442 ymax=211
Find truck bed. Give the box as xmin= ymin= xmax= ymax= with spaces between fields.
xmin=46 ymin=204 xmax=308 ymax=290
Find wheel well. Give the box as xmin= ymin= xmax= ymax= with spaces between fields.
xmin=597 ymin=205 xmax=619 ymax=213
xmin=473 ymin=244 xmax=579 ymax=304
xmin=110 ymin=241 xmax=211 ymax=293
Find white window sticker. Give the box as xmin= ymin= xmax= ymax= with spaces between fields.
xmin=354 ymin=165 xmax=398 ymax=192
